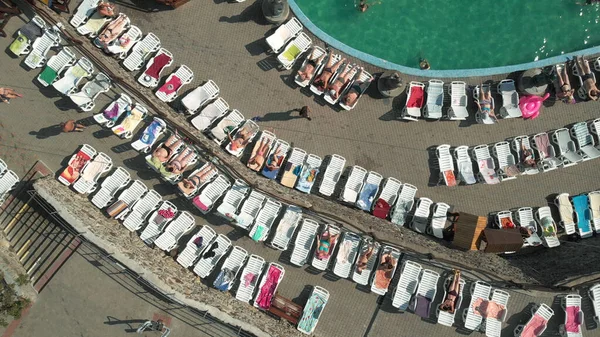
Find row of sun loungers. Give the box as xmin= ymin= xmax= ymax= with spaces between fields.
xmin=0 ymin=159 xmax=20 ymax=204
xmin=555 ymin=191 xmax=600 ymax=239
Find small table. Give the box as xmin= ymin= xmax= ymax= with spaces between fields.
xmin=517 ymin=68 xmax=549 ymax=97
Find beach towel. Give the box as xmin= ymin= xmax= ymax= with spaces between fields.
xmin=144 ymin=53 xmax=171 ymax=79
xmin=280 ymin=162 xmax=301 ymax=187
xmin=535 ymin=134 xmax=551 ymax=159
xmin=357 ymin=183 xmax=378 ymax=210
xmin=9 ymin=35 xmax=29 ymax=56
xmin=414 ymin=295 xmax=432 ymax=318
xmin=81 ymin=160 xmax=106 ymax=181
xmin=336 ymin=240 xmax=352 ymax=264
xmin=282 ymin=45 xmax=301 ymax=62
xmin=391 ymin=199 xmax=410 ymax=225
xmin=59 ymin=151 xmax=91 ymax=183
xmin=572 ymin=195 xmax=591 ymax=233
xmin=521 ymin=314 xmax=546 ymax=337
xmin=243 ymin=272 xmax=256 ymax=287
xmin=478 ymin=159 xmax=500 ymax=184
xmin=540 ymin=217 xmax=557 ymax=238
xmin=183 ymin=87 xmax=211 ymax=111
xmin=256 ymin=266 xmax=282 ymax=309
xmin=82 ymin=13 xmax=107 ymax=33
xmin=106 ymin=200 xmax=128 ymax=218
xmin=458 ymin=161 xmax=476 ymax=184
xmin=139 ymin=120 xmax=163 ymax=146
xmin=472 ymin=298 xmax=505 ymax=319
xmin=251 ymin=225 xmax=265 ymax=242
xmin=296 ymin=166 xmax=319 ymax=192
xmin=192 ymin=196 xmax=210 ymax=212
xmin=114 ymin=109 xmax=143 ymax=134
xmin=213 ymin=268 xmax=234 ymax=291
xmin=373 ymin=199 xmax=390 ymax=219
xmin=407 ymin=86 xmax=424 ymax=108
xmin=158 ymin=76 xmax=182 ymax=95
xmin=297 ymin=294 xmax=325 ymax=333
xmin=106 ymin=34 xmax=132 ymax=53
xmin=21 ymin=21 xmax=43 ymax=41
xmin=39 ymin=66 xmax=58 ymax=85
xmin=374 ymin=267 xmax=393 ymax=290
xmin=566 ymin=306 xmax=581 ymax=333
xmin=444 ymin=170 xmax=457 ymax=187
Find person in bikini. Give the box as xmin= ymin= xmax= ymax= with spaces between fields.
xmin=315 ymin=228 xmax=339 ymax=260
xmin=264 ymin=145 xmax=285 ymax=171
xmin=97 ymin=13 xmax=128 ymax=46
xmin=297 ymin=48 xmax=328 ymax=82
xmin=439 ymin=269 xmax=461 ymax=313
xmin=554 ymin=65 xmax=575 ymax=104
xmin=228 ymin=125 xmax=254 ymax=153
xmin=520 ymin=141 xmax=536 ymax=168
xmin=151 ymin=132 xmax=183 ymax=166
xmin=177 ymin=163 xmax=216 ymax=195
xmin=475 ymin=85 xmax=498 ymax=122
xmin=0 ymin=87 xmax=23 ymax=103
xmin=164 ymin=147 xmax=196 ymax=175
xmin=247 ymin=138 xmax=271 ymax=170
xmin=312 ymin=52 xmax=346 ymax=92
xmin=355 ymin=243 xmax=374 ymax=274
xmin=342 ymin=68 xmax=372 ymax=107
xmin=327 ymin=64 xmax=359 ymax=100
xmin=575 ymin=56 xmax=600 ymax=101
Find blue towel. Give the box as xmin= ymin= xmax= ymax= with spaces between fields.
xmin=140 ymin=120 xmax=163 ymax=145
xmin=572 ymin=195 xmax=591 ymax=234
xmin=356 ymin=183 xmax=378 ymax=211
xmin=213 ymin=268 xmax=234 ymax=291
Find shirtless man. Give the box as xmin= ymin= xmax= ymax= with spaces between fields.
xmin=342 ymin=68 xmax=372 ymax=107
xmin=312 ymin=52 xmax=346 ymax=92
xmin=355 ymin=243 xmax=374 ymax=274
xmin=297 ymin=48 xmax=327 ymax=82
xmin=228 ymin=125 xmax=254 ymax=153
xmin=327 ymin=64 xmax=359 ymax=100
xmin=575 ymin=56 xmax=599 ymax=101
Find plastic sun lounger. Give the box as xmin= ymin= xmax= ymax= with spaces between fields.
xmin=193 ymin=234 xmax=232 ymax=278
xmin=391 ymin=260 xmax=422 ymax=309
xmin=351 ymin=238 xmax=380 ymax=286
xmin=409 ymin=197 xmax=433 ymax=234
xmin=106 ymin=26 xmax=142 ymax=59
xmin=93 ymin=94 xmax=132 ymax=128
xmin=261 ymin=140 xmax=290 ymax=180
xmin=254 ymin=263 xmax=285 ymax=310
xmin=356 ymin=171 xmax=382 ymax=211
xmin=310 ymin=53 xmax=342 ymax=96
xmin=0 ymin=171 xmax=19 ymax=203
xmin=589 ymin=284 xmax=600 ymax=325
xmin=154 ymin=211 xmax=196 ymax=252
xmin=297 ymin=286 xmax=329 ymax=335
xmin=492 ymin=141 xmax=518 ymax=181
xmin=339 ymin=69 xmax=373 ymax=111
xmin=437 ymin=145 xmax=457 ymax=187
xmin=277 ymin=32 xmax=312 ymax=70
xmin=486 ymin=289 xmax=510 ymax=337
xmin=69 ymin=72 xmax=112 ymax=112
xmin=332 ymin=231 xmax=360 ymax=278
xmin=58 ymin=144 xmax=97 ymax=186
xmin=24 ymin=28 xmax=61 ymax=69
xmin=560 ymin=294 xmax=584 ymax=337
xmin=155 ymin=65 xmax=194 ymax=103
xmin=52 ymin=57 xmax=95 ymax=95
xmin=137 ymin=48 xmax=173 ymax=88
xmin=592 ymin=118 xmax=600 ymax=138
xmin=474 ymin=84 xmax=497 ymax=124
xmin=112 ymin=104 xmax=148 ymax=139
xmin=589 ymin=191 xmax=600 ymax=233
xmin=268 ymin=205 xmax=303 ymax=251
xmin=10 ymin=16 xmax=46 ymax=57
xmin=214 ymin=246 xmax=248 ymax=291
xmin=372 ymin=177 xmax=402 ymax=219
xmin=266 ymin=17 xmax=303 ymax=53
xmin=247 ymin=131 xmax=276 ymax=172
xmin=131 ymin=117 xmax=167 ymax=153
xmin=429 ymin=202 xmax=450 ymax=239
xmin=311 ymin=224 xmax=341 ymax=271
xmin=236 ymin=255 xmax=266 ymax=303
xmin=295 ymin=154 xmax=322 ymax=194
xmin=106 ymin=180 xmax=147 ymax=217
xmin=571 ymin=122 xmax=600 ymax=161
xmin=209 ymin=109 xmax=245 ymax=144
xmin=216 ymin=179 xmax=249 ymax=221
xmin=532 ymin=132 xmax=562 ymax=172
xmin=371 ymin=246 xmax=401 ymax=295
xmin=552 ymin=128 xmax=583 ymax=166
xmin=340 ymin=165 xmax=367 ymax=203
xmin=176 ymin=161 xmax=216 ymax=198
xmin=555 ymin=193 xmax=577 ymax=235
xmin=436 ymin=273 xmax=465 ymax=327
xmin=0 ymin=159 xmax=6 ymax=176
xmin=515 ymin=207 xmax=542 ymax=247
xmin=139 ymin=200 xmax=178 ymax=243
xmin=235 ymin=190 xmax=266 ymax=230
xmin=192 ymin=174 xmax=231 ymax=214
xmin=514 ymin=303 xmax=554 ymax=337
xmin=410 ymin=269 xmax=440 ymax=319
xmin=319 ymin=154 xmax=346 ymax=197
xmin=401 ymin=81 xmax=425 ymax=121
xmin=249 ymin=199 xmax=282 ymax=242
xmin=120 ymin=190 xmax=162 ymax=231
xmin=225 ymin=120 xmax=260 ymax=157
xmin=447 ymin=81 xmax=469 ymax=120
xmin=69 ymin=0 xmax=100 ymax=27
xmin=122 ymin=33 xmax=161 ymax=71
xmin=572 ymin=194 xmax=593 ymax=238
xmin=90 ymin=167 xmax=131 ymax=209
xmin=535 ymin=206 xmax=561 ymax=248
xmin=183 ymin=80 xmax=220 ymax=115
xmin=423 ymin=79 xmax=444 ymax=119
xmin=473 ymin=145 xmax=500 ymax=185
xmin=176 ymin=225 xmax=216 ymax=268
xmin=191 ymin=97 xmax=230 ymax=132
xmin=72 ymin=152 xmax=113 ymax=194
xmin=323 ymin=63 xmax=358 ymax=105
xmin=462 ymin=281 xmax=492 ymax=331
xmin=290 ymin=219 xmax=319 ymax=266
xmin=453 ymin=145 xmax=477 ymax=185
xmin=390 ymin=183 xmax=417 ymax=227
xmin=512 ymin=136 xmax=539 ymax=175
xmin=76 ymin=11 xmax=111 ymax=37
xmin=294 ymin=46 xmax=326 ymax=88
xmin=279 ymin=147 xmax=307 ymax=188
xmin=497 ymin=79 xmax=522 ymax=118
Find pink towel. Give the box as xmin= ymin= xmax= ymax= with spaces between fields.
xmin=521 ymin=314 xmax=547 ymax=337
xmin=192 ymin=196 xmax=209 ymax=211
xmin=158 ymin=75 xmax=182 ymax=95
xmin=407 ymin=86 xmax=424 ymax=108
xmin=472 ymin=298 xmax=505 ymax=319
xmin=566 ymin=306 xmax=581 ymax=333
xmin=144 ymin=53 xmax=172 ymax=79
xmin=255 ymin=266 xmax=282 ymax=309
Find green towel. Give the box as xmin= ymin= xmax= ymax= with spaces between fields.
xmin=282 ymin=45 xmax=301 ymax=62
xmin=39 ymin=66 xmax=58 ymax=85
xmin=9 ymin=35 xmax=28 ymax=56
xmin=252 ymin=225 xmax=265 ymax=242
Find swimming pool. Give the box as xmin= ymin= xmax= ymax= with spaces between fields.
xmin=292 ymin=0 xmax=600 ymax=75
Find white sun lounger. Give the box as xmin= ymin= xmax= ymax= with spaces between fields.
xmin=410 ymin=197 xmax=433 ymax=234
xmin=297 ymin=286 xmax=329 ymax=335
xmin=73 ymin=152 xmax=113 ymax=194
xmin=319 ymin=154 xmax=346 ymax=197
xmin=236 ymin=254 xmax=266 ymax=303
xmin=191 ymin=97 xmax=230 ymax=132
xmin=589 ymin=284 xmax=600 ymax=325
xmin=266 ymin=17 xmax=303 ymax=53
xmin=93 ymin=94 xmax=132 ymax=128
xmin=535 ymin=206 xmax=561 ymax=248
xmin=323 ymin=63 xmax=358 ymax=105
xmin=371 ymin=246 xmax=400 ymax=295
xmin=512 ymin=136 xmax=539 ymax=175
xmin=473 ymin=145 xmax=500 ymax=184
xmin=214 ymin=246 xmax=248 ymax=291
xmin=356 ymin=171 xmax=382 ymax=211
xmin=69 ymin=72 xmax=112 ymax=112
xmin=253 ymin=262 xmax=285 ymax=309
xmin=0 ymin=160 xmax=7 ymax=176
xmin=532 ymin=132 xmax=562 ymax=172
xmin=462 ymin=281 xmax=492 ymax=331
xmin=514 ymin=303 xmax=554 ymax=337
xmin=192 ymin=174 xmax=231 ymax=214
xmin=552 ymin=128 xmax=583 ymax=166
xmin=560 ymin=294 xmax=584 ymax=337
xmin=9 ymin=16 xmax=47 ymax=57
xmin=225 ymin=120 xmax=260 ymax=157
xmin=216 ymin=179 xmax=249 ymax=221
xmin=486 ymin=289 xmax=510 ymax=337
xmin=454 ymin=145 xmax=477 ymax=185
xmin=137 ymin=48 xmax=173 ymax=88
xmin=310 ymin=53 xmax=341 ymax=96
xmin=120 ymin=190 xmax=162 ymax=231
xmin=52 ymin=57 xmax=94 ymax=95
xmin=474 ymin=84 xmax=497 ymax=124
xmin=235 ymin=190 xmax=266 ymax=230
xmin=492 ymin=141 xmax=518 ymax=181
xmin=176 ymin=225 xmax=216 ymax=268
xmin=436 ymin=273 xmax=465 ymax=327
xmin=76 ymin=11 xmax=110 ymax=37
xmin=591 ymin=118 xmax=600 ymax=138
xmin=339 ymin=69 xmax=373 ymax=111
xmin=24 ymin=28 xmax=61 ymax=69
xmin=107 ymin=180 xmax=147 ymax=216
xmin=290 ymin=219 xmax=319 ymax=266
xmin=277 ymin=32 xmax=312 ymax=70
xmin=247 ymin=131 xmax=276 ymax=171
xmin=154 ymin=211 xmax=196 ymax=252
xmin=294 ymin=46 xmax=326 ymax=88
xmin=209 ymin=109 xmax=245 ymax=144
xmin=311 ymin=224 xmax=340 ymax=271
xmin=112 ymin=104 xmax=148 ymax=139
xmin=498 ymin=79 xmax=522 ymax=118
xmin=69 ymin=0 xmax=100 ymax=27
xmin=340 ymin=165 xmax=367 ymax=203
xmin=131 ymin=117 xmax=167 ymax=153
xmin=351 ymin=238 xmax=380 ymax=286
xmin=249 ymin=199 xmax=282 ymax=242
xmin=447 ymin=81 xmax=469 ymax=120
xmin=106 ymin=26 xmax=142 ymax=59
xmin=91 ymin=167 xmax=131 ymax=209
xmin=373 ymin=177 xmax=402 ymax=213
xmin=423 ymin=79 xmax=444 ymax=119
xmin=571 ymin=122 xmax=600 ymax=161
xmin=410 ymin=269 xmax=440 ymax=318
xmin=437 ymin=144 xmax=457 ymax=187
xmin=401 ymin=81 xmax=425 ymax=121
xmin=429 ymin=202 xmax=450 ymax=239
xmin=193 ymin=234 xmax=232 ymax=278
xmin=155 ymin=65 xmax=193 ymax=102
xmin=279 ymin=147 xmax=307 ymax=188
xmin=589 ymin=191 xmax=600 ymax=233
xmin=515 ymin=207 xmax=542 ymax=247
xmin=57 ymin=144 xmax=97 ymax=186
xmin=268 ymin=205 xmax=302 ymax=251
xmin=332 ymin=231 xmax=360 ymax=278
xmin=122 ymin=33 xmax=161 ymax=71
xmin=295 ymin=154 xmax=322 ymax=194
xmin=390 ymin=183 xmax=417 ymax=227
xmin=391 ymin=260 xmax=422 ymax=310
xmin=555 ymin=193 xmax=576 ymax=235
xmin=182 ymin=80 xmax=220 ymax=115
xmin=140 ymin=201 xmax=178 ymax=244
xmin=0 ymin=171 xmax=19 ymax=203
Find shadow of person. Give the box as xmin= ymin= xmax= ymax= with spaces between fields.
xmin=219 ymin=0 xmax=267 ymax=25
xmin=29 ymin=124 xmax=62 ymax=139
xmin=260 ymin=109 xmax=301 ymax=122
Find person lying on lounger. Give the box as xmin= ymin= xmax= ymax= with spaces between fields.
xmin=177 ymin=163 xmax=216 ymax=195
xmin=151 ymin=132 xmax=183 ymax=165
xmin=164 ymin=147 xmax=195 ymax=175
xmin=247 ymin=138 xmax=271 ymax=170
xmin=374 ymin=251 xmax=396 ymax=289
xmin=520 ymin=142 xmax=536 ymax=168
xmin=440 ymin=269 xmax=461 ymax=313
xmin=97 ymin=13 xmax=128 ymax=46
xmin=264 ymin=146 xmax=285 ymax=171
xmin=228 ymin=125 xmax=253 ymax=152
xmin=297 ymin=48 xmax=327 ymax=82
xmin=475 ymin=85 xmax=498 ymax=122
xmin=312 ymin=53 xmax=346 ymax=92
xmin=554 ymin=65 xmax=575 ymax=104
xmin=342 ymin=68 xmax=372 ymax=107
xmin=356 ymin=243 xmax=374 ymax=274
xmin=327 ymin=64 xmax=359 ymax=100
xmin=315 ymin=228 xmax=339 ymax=260
xmin=575 ymin=56 xmax=599 ymax=100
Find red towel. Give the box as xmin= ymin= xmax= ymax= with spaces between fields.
xmin=192 ymin=196 xmax=209 ymax=211
xmin=373 ymin=199 xmax=390 ymax=219
xmin=144 ymin=53 xmax=172 ymax=79
xmin=566 ymin=306 xmax=581 ymax=333
xmin=158 ymin=75 xmax=182 ymax=95
xmin=407 ymin=86 xmax=424 ymax=108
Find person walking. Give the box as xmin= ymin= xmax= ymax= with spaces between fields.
xmin=61 ymin=120 xmax=86 ymax=133
xmin=298 ymin=105 xmax=312 ymax=121
xmin=0 ymin=87 xmax=23 ymax=104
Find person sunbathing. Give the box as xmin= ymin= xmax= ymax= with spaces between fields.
xmin=247 ymin=138 xmax=271 ymax=170
xmin=439 ymin=270 xmax=461 ymax=313
xmin=476 ymin=86 xmax=498 ymax=122
xmin=97 ymin=13 xmax=128 ymax=46
xmin=177 ymin=163 xmax=216 ymax=194
xmin=555 ymin=65 xmax=575 ymax=104
xmin=228 ymin=125 xmax=253 ymax=152
xmin=374 ymin=252 xmax=396 ymax=289
xmin=575 ymin=56 xmax=599 ymax=100
xmin=297 ymin=48 xmax=327 ymax=82
xmin=315 ymin=228 xmax=339 ymax=260
xmin=151 ymin=132 xmax=182 ymax=165
xmin=0 ymin=87 xmax=23 ymax=103
xmin=312 ymin=53 xmax=346 ymax=92
xmin=327 ymin=64 xmax=359 ymax=100
xmin=520 ymin=142 xmax=536 ymax=168
xmin=342 ymin=68 xmax=372 ymax=107
xmin=264 ymin=146 xmax=285 ymax=171
xmin=164 ymin=147 xmax=195 ymax=175
xmin=355 ymin=243 xmax=374 ymax=274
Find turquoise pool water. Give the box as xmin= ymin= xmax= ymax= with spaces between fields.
xmin=294 ymin=0 xmax=600 ymax=70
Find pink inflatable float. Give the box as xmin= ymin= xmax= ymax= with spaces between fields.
xmin=519 ymin=93 xmax=550 ymax=120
